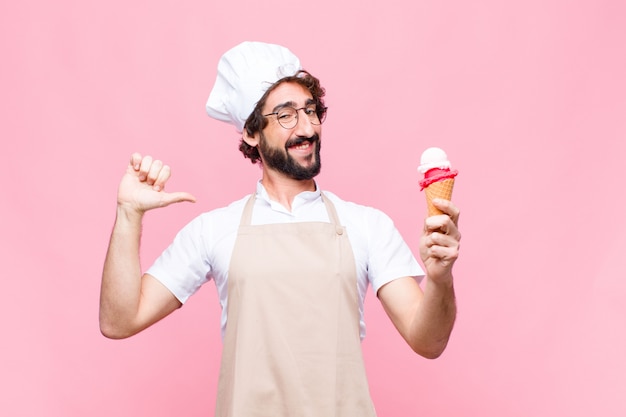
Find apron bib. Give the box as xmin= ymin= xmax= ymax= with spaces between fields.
xmin=215 ymin=192 xmax=376 ymax=417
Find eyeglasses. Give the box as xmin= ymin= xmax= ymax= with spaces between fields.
xmin=263 ymin=105 xmax=327 ymax=129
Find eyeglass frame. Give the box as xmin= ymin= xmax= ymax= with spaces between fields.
xmin=262 ymin=104 xmax=328 ymax=129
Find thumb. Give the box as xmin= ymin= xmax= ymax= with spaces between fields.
xmin=160 ymin=191 xmax=197 ymax=207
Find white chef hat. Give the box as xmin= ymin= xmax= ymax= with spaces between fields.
xmin=206 ymin=41 xmax=302 ymax=133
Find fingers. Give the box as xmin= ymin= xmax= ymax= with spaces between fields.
xmin=421 ymin=202 xmax=461 ymax=262
xmin=147 ymin=161 xmax=169 ymax=191
xmin=424 ymin=199 xmax=460 ymax=237
xmin=420 ymin=228 xmax=460 ymax=265
xmin=423 ymin=216 xmax=461 ymax=241
xmin=130 ymin=153 xmax=171 ymax=191
xmin=431 ymin=199 xmax=460 ymax=225
xmin=424 ymin=230 xmax=460 ymax=251
xmin=120 ymin=153 xmax=196 ymax=213
xmin=130 ymin=152 xmax=142 ymax=170
xmin=420 ymin=200 xmax=461 ymax=282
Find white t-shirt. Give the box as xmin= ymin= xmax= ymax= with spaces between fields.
xmin=147 ymin=181 xmax=424 ymax=339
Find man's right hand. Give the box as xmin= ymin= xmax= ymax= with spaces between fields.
xmin=100 ymin=153 xmax=190 ymax=339
xmin=117 ymin=152 xmax=196 ymax=214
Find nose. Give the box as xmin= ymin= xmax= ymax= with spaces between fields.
xmin=293 ymin=108 xmax=316 ymax=137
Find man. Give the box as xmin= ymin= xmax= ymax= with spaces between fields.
xmin=100 ymin=41 xmax=461 ymax=416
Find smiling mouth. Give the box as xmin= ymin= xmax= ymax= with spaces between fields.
xmin=286 ymin=135 xmax=319 ymax=151
xmin=288 ymin=141 xmax=312 ymax=151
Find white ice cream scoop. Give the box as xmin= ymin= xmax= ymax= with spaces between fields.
xmin=418 ymin=147 xmax=452 ymax=174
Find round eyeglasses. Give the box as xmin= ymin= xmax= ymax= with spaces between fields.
xmin=263 ymin=105 xmax=327 ymax=129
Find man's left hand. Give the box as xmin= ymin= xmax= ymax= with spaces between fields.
xmin=419 ymin=199 xmax=461 ymax=285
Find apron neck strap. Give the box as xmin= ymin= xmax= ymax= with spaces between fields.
xmin=239 ymin=191 xmax=341 ymax=227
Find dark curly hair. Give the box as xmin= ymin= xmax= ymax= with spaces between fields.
xmin=239 ymin=70 xmax=327 ymax=164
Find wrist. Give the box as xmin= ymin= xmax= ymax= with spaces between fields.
xmin=116 ymin=203 xmax=144 ymax=224
xmin=426 ymin=273 xmax=454 ymax=290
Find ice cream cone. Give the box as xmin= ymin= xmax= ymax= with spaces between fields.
xmin=418 ymin=147 xmax=458 ymax=216
xmin=424 ymin=178 xmax=455 ymax=216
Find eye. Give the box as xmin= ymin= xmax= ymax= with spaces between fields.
xmin=304 ymin=106 xmax=317 ymax=115
xmin=277 ymin=110 xmax=295 ymax=120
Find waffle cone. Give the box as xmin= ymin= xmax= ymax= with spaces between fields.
xmin=424 ymin=178 xmax=455 ymax=216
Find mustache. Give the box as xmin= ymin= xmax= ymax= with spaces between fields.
xmin=285 ymin=133 xmax=320 ymax=148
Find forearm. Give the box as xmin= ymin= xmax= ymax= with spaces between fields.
xmin=408 ymin=275 xmax=456 ymax=358
xmin=99 ymin=206 xmax=144 ymax=338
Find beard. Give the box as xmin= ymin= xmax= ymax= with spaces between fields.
xmin=258 ymin=132 xmax=322 ymax=180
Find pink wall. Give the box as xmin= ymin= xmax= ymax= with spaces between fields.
xmin=2 ymin=1 xmax=625 ymax=416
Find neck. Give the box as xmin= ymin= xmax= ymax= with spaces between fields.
xmin=260 ymin=168 xmax=316 ymax=212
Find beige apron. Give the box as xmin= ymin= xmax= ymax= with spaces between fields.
xmin=215 ymin=192 xmax=377 ymax=417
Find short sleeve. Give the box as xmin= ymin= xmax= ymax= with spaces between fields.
xmin=364 ymin=208 xmax=424 ymax=294
xmin=146 ymin=215 xmax=211 ymax=304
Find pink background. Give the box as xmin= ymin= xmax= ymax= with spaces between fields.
xmin=2 ymin=1 xmax=625 ymax=416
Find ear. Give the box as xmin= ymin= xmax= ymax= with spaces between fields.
xmin=242 ymin=128 xmax=259 ymax=147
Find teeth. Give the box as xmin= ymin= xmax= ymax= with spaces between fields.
xmin=291 ymin=142 xmax=310 ymax=150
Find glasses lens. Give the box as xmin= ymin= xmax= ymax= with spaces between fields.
xmin=315 ymin=107 xmax=326 ymax=125
xmin=304 ymin=105 xmax=321 ymax=125
xmin=277 ymin=107 xmax=297 ymax=129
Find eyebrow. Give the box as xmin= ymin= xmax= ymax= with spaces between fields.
xmin=271 ymin=98 xmax=316 ymax=112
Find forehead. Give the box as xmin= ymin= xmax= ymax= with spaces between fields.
xmin=263 ymin=82 xmax=313 ymax=111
